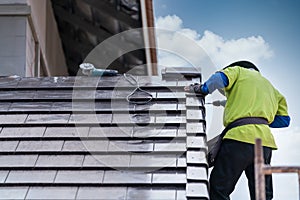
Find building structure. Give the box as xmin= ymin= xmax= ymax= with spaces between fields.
xmin=0 ymin=0 xmax=157 ymax=76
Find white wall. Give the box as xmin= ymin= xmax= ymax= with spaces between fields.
xmin=0 ymin=16 xmax=27 ymax=76
xmin=0 ymin=0 xmax=27 ymax=4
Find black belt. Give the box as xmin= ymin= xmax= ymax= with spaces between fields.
xmin=207 ymin=117 xmax=269 ymax=167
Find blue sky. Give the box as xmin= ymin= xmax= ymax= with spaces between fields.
xmin=153 ymin=0 xmax=300 ymax=199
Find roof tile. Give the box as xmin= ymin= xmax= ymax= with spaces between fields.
xmin=0 ymin=187 xmax=29 ymax=200
xmin=0 ymin=155 xmax=38 ymax=167
xmin=108 ymin=140 xmax=154 ymax=152
xmin=0 ymin=170 xmax=9 ymax=183
xmin=36 ymin=155 xmax=84 ymax=167
xmin=44 ymin=127 xmax=89 ymax=138
xmin=63 ymin=140 xmax=109 ymax=152
xmin=17 ymin=141 xmax=64 ymax=152
xmin=55 ymin=170 xmax=104 ymax=183
xmin=69 ymin=114 xmax=112 ymax=124
xmin=26 ymin=114 xmax=70 ymax=124
xmin=0 ymin=114 xmax=27 ymax=124
xmin=0 ymin=141 xmax=19 ymax=152
xmin=26 ymin=187 xmax=77 ymax=200
xmin=103 ymin=171 xmax=152 ymax=184
xmin=0 ymin=127 xmax=45 ymax=138
xmin=6 ymin=170 xmax=57 ymax=183
xmin=77 ymin=187 xmax=127 ymax=200
xmin=152 ymin=173 xmax=186 ymax=183
xmin=127 ymin=188 xmax=177 ymax=200
xmin=83 ymin=155 xmax=130 ymax=167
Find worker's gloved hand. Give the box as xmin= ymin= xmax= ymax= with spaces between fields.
xmin=184 ymin=83 xmax=207 ymax=96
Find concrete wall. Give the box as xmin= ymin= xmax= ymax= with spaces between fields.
xmin=27 ymin=0 xmax=68 ymax=76
xmin=26 ymin=19 xmax=35 ymax=76
xmin=0 ymin=16 xmax=27 ymax=76
xmin=0 ymin=1 xmax=68 ymax=77
xmin=0 ymin=0 xmax=27 ymax=4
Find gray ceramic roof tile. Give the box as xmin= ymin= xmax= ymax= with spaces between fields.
xmin=156 ymin=92 xmax=185 ymax=99
xmin=135 ymin=103 xmax=177 ymax=111
xmin=0 ymin=141 xmax=19 ymax=152
xmin=103 ymin=171 xmax=152 ymax=184
xmin=34 ymin=90 xmax=73 ymax=99
xmin=177 ymin=129 xmax=186 ymax=137
xmin=0 ymin=155 xmax=38 ymax=167
xmin=155 ymin=116 xmax=186 ymax=124
xmin=133 ymin=127 xmax=177 ymax=138
xmin=177 ymin=103 xmax=186 ymax=111
xmin=26 ymin=114 xmax=70 ymax=124
xmin=44 ymin=127 xmax=89 ymax=137
xmin=55 ymin=170 xmax=104 ymax=183
xmin=186 ymin=110 xmax=204 ymax=121
xmin=108 ymin=140 xmax=154 ymax=152
xmin=0 ymin=187 xmax=29 ymax=200
xmin=154 ymin=142 xmax=186 ymax=152
xmin=137 ymin=76 xmax=175 ymax=86
xmin=9 ymin=102 xmax=53 ymax=111
xmin=26 ymin=187 xmax=77 ymax=200
xmin=130 ymin=154 xmax=177 ymax=168
xmin=77 ymin=187 xmax=127 ymax=200
xmin=83 ymin=155 xmax=130 ymax=167
xmin=176 ymin=190 xmax=187 ymax=200
xmin=17 ymin=141 xmax=64 ymax=152
xmin=63 ymin=140 xmax=109 ymax=152
xmin=89 ymin=127 xmax=132 ymax=137
xmin=36 ymin=155 xmax=84 ymax=167
xmin=152 ymin=173 xmax=186 ymax=183
xmin=186 ymin=123 xmax=205 ymax=134
xmin=0 ymin=171 xmax=9 ymax=183
xmin=186 ymin=151 xmax=207 ymax=165
xmin=187 ymin=167 xmax=208 ymax=181
xmin=0 ymin=114 xmax=27 ymax=124
xmin=127 ymin=188 xmax=176 ymax=200
xmin=187 ymin=136 xmax=206 ymax=149
xmin=69 ymin=114 xmax=112 ymax=124
xmin=0 ymin=127 xmax=45 ymax=138
xmin=186 ymin=183 xmax=209 ymax=199
xmin=186 ymin=97 xmax=204 ymax=107
xmin=16 ymin=78 xmax=41 ymax=88
xmin=0 ymin=102 xmax=10 ymax=111
xmin=62 ymin=141 xmax=87 ymax=152
xmin=177 ymin=157 xmax=187 ymax=167
xmin=0 ymin=90 xmax=34 ymax=100
xmin=6 ymin=170 xmax=57 ymax=183
xmin=52 ymin=102 xmax=95 ymax=111
xmin=112 ymin=114 xmax=155 ymax=124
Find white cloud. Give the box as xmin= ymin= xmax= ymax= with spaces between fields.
xmin=155 ymin=15 xmax=273 ymax=72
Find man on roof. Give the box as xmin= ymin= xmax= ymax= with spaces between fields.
xmin=184 ymin=61 xmax=290 ymax=200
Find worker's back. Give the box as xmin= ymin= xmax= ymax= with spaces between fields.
xmin=221 ymin=66 xmax=288 ymax=148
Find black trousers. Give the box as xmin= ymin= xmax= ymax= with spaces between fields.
xmin=209 ymin=139 xmax=273 ymax=200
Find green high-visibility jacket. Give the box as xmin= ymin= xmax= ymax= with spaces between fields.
xmin=221 ymin=66 xmax=289 ymax=149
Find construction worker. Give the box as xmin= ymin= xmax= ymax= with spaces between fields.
xmin=184 ymin=61 xmax=290 ymax=200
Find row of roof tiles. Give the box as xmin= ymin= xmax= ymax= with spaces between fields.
xmin=0 ymin=76 xmax=208 ymax=199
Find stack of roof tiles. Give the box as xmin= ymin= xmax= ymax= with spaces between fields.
xmin=0 ymin=74 xmax=208 ymax=199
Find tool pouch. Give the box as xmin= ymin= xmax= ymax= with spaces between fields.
xmin=207 ymin=117 xmax=268 ymax=168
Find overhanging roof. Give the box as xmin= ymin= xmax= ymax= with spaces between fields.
xmin=51 ymin=0 xmax=157 ymax=76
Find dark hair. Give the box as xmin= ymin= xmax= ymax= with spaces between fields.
xmin=223 ymin=61 xmax=259 ymax=72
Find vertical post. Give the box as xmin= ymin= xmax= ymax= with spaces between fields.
xmin=255 ymin=138 xmax=266 ymax=200
xmin=298 ymin=171 xmax=300 ymax=200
